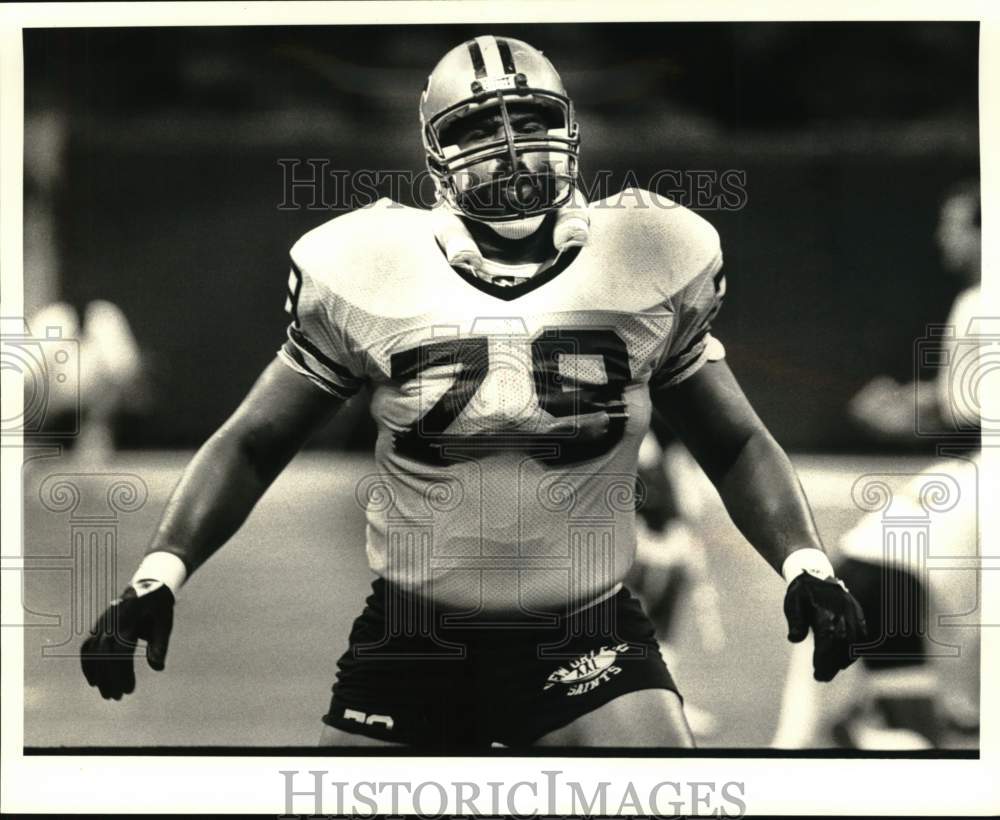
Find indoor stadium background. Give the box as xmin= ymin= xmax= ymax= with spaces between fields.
xmin=20 ymin=23 xmax=980 ymax=747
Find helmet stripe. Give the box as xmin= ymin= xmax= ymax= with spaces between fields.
xmin=496 ymin=38 xmax=517 ymax=75
xmin=475 ymin=35 xmax=506 ymax=77
xmin=466 ymin=40 xmax=487 ymax=78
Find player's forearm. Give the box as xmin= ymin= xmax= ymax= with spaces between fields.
xmin=145 ymin=426 xmax=294 ymax=576
xmin=712 ymin=428 xmax=825 ymax=576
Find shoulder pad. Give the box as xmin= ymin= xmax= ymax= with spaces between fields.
xmin=290 ymin=199 xmax=427 ymax=292
xmin=590 ymin=187 xmax=722 ymax=296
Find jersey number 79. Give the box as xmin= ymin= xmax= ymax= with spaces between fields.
xmin=389 ymin=328 xmax=631 ymax=465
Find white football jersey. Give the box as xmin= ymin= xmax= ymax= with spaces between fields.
xmin=278 ymin=190 xmax=725 ymax=613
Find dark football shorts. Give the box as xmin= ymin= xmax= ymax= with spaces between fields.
xmin=324 ymin=578 xmax=679 ymax=748
xmin=837 ymin=557 xmax=929 ymax=670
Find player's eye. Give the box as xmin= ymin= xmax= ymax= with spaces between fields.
xmin=459 ymin=129 xmax=489 ymax=146
xmin=517 ymin=119 xmax=547 ymax=134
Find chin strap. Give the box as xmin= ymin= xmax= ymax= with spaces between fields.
xmin=552 ymin=205 xmax=590 ymax=251
xmin=431 ymin=204 xmax=484 ymax=270
xmin=432 ymin=192 xmax=591 ymax=276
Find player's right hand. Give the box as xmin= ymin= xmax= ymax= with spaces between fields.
xmin=81 ymin=582 xmax=174 ymax=700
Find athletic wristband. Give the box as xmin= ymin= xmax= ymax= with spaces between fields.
xmin=781 ymin=548 xmax=835 ymax=585
xmin=130 ymin=551 xmax=188 ymax=597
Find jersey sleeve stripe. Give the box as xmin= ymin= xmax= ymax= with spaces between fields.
xmin=278 ymin=342 xmax=360 ymax=400
xmin=648 ymin=324 xmax=710 ymax=390
xmin=286 ymin=261 xmax=304 ymax=326
xmin=288 ymin=325 xmax=361 ymax=383
xmin=666 ymin=327 xmax=709 ymax=367
xmin=649 ymin=348 xmax=704 ymax=390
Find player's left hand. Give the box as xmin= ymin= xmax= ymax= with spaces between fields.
xmin=783 ymin=572 xmax=867 ymax=682
xmin=81 ymin=582 xmax=175 ymax=700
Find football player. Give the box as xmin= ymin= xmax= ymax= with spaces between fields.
xmin=26 ymin=299 xmax=144 ymax=458
xmin=81 ymin=36 xmax=865 ymax=748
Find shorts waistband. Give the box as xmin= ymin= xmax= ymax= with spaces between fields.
xmin=368 ymin=577 xmax=627 ymax=621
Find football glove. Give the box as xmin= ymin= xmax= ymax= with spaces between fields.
xmin=81 ymin=581 xmax=174 ymax=700
xmin=783 ymin=571 xmax=867 ymax=682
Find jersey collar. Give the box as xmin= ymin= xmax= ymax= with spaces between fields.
xmin=439 ymin=242 xmax=583 ymax=301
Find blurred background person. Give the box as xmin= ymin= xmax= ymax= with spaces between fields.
xmin=846 ymin=181 xmax=981 ymax=441
xmin=627 ymin=421 xmax=727 ymax=740
xmin=772 ymin=181 xmax=982 ymax=750
xmin=23 ymin=108 xmax=147 ymax=461
xmin=26 ymin=299 xmax=146 ymax=461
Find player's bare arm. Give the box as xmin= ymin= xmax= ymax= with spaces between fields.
xmin=653 ymin=359 xmax=821 ymax=573
xmin=148 ymin=359 xmax=344 ymax=575
xmin=653 ymin=360 xmax=867 ymax=682
xmin=80 ymin=358 xmax=344 ymax=699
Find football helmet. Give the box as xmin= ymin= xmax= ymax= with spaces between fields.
xmin=420 ymin=36 xmax=580 ymax=223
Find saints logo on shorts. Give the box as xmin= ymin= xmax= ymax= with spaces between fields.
xmin=544 ymin=643 xmax=631 ymax=696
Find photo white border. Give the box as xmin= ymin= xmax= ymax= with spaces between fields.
xmin=1 ymin=1 xmax=998 ymax=815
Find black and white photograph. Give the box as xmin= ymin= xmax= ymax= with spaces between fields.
xmin=1 ymin=1 xmax=997 ymax=816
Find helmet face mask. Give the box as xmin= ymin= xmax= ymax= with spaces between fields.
xmin=420 ymin=37 xmax=581 ymax=223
